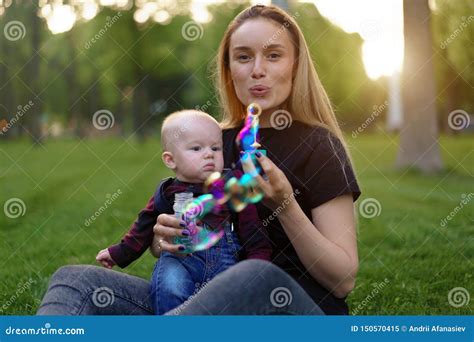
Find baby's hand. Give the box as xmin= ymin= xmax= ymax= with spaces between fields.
xmin=96 ymin=248 xmax=116 ymax=269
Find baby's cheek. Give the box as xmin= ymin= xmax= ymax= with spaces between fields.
xmin=217 ymin=154 xmax=224 ymax=167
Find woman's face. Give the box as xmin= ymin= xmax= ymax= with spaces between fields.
xmin=229 ymin=18 xmax=296 ymax=119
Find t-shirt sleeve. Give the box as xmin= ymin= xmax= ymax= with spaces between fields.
xmin=303 ymin=130 xmax=361 ymax=209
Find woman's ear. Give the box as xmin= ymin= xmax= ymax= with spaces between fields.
xmin=162 ymin=151 xmax=176 ymax=170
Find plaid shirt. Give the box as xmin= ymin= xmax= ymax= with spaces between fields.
xmin=108 ymin=169 xmax=272 ymax=268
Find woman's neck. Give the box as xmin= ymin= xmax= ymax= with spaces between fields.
xmin=258 ymin=113 xmax=273 ymax=128
xmin=258 ymin=105 xmax=290 ymax=128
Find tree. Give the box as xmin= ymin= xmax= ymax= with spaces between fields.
xmin=396 ymin=0 xmax=443 ymax=173
xmin=432 ymin=0 xmax=474 ymax=133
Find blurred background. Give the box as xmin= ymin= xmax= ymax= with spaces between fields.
xmin=0 ymin=0 xmax=472 ymax=315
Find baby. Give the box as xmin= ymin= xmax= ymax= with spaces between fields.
xmin=96 ymin=110 xmax=271 ymax=315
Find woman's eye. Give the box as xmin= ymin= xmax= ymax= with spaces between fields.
xmin=268 ymin=53 xmax=281 ymax=60
xmin=237 ymin=54 xmax=250 ymax=62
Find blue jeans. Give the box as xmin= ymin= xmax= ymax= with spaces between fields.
xmin=37 ymin=260 xmax=325 ymax=315
xmin=151 ymin=226 xmax=241 ymax=315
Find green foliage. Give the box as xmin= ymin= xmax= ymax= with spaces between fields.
xmin=295 ymin=3 xmax=385 ymax=128
xmin=432 ymin=0 xmax=474 ymax=115
xmin=0 ymin=1 xmax=471 ymax=138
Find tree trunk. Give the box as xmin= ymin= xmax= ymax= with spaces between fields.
xmin=26 ymin=1 xmax=44 ymax=145
xmin=0 ymin=31 xmax=13 ymax=139
xmin=396 ymin=0 xmax=443 ymax=173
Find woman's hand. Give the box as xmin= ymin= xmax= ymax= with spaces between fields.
xmin=96 ymin=248 xmax=116 ymax=269
xmin=150 ymin=213 xmax=189 ymax=257
xmin=253 ymin=152 xmax=295 ymax=211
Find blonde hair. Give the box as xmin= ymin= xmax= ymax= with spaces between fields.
xmin=215 ymin=4 xmax=353 ymax=165
xmin=161 ymin=109 xmax=219 ymax=151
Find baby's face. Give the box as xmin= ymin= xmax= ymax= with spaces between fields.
xmin=171 ymin=118 xmax=224 ymax=183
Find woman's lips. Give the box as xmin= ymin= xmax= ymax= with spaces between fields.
xmin=249 ymin=85 xmax=270 ymax=97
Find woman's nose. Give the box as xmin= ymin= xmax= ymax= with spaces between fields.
xmin=251 ymin=56 xmax=266 ymax=79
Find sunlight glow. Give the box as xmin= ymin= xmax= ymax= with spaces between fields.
xmin=44 ymin=5 xmax=77 ymax=34
xmin=134 ymin=8 xmax=149 ymax=24
xmin=82 ymin=2 xmax=99 ymax=21
xmin=191 ymin=2 xmax=212 ymax=23
xmin=311 ymin=0 xmax=404 ymax=79
xmin=153 ymin=10 xmax=171 ymax=24
xmin=99 ymin=0 xmax=116 ymax=6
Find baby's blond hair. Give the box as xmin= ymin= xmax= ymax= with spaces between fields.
xmin=161 ymin=110 xmax=220 ymax=152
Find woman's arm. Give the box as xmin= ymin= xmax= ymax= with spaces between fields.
xmin=254 ymin=153 xmax=359 ymax=298
xmin=277 ymin=195 xmax=358 ymax=298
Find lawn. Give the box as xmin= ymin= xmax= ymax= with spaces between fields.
xmin=0 ymin=134 xmax=472 ymax=315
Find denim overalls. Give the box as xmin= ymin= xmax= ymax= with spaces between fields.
xmin=150 ymin=221 xmax=241 ymax=315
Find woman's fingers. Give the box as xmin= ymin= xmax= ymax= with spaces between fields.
xmin=153 ymin=213 xmax=188 ymax=256
xmin=255 ymin=153 xmax=277 ymax=178
xmin=253 ymin=153 xmax=276 ymax=193
xmin=154 ymin=213 xmax=186 ymax=238
xmin=158 ymin=239 xmax=186 ymax=254
xmin=157 ymin=213 xmax=182 ymax=229
xmin=253 ymin=173 xmax=271 ymax=195
xmin=153 ymin=224 xmax=187 ymax=238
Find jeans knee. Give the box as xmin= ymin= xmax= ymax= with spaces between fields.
xmin=237 ymin=259 xmax=287 ymax=279
xmin=49 ymin=265 xmax=102 ymax=291
xmin=50 ymin=265 xmax=80 ymax=285
xmin=221 ymin=260 xmax=287 ymax=289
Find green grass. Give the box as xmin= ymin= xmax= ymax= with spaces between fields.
xmin=0 ymin=134 xmax=472 ymax=315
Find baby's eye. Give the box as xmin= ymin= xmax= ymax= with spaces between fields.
xmin=212 ymin=146 xmax=222 ymax=151
xmin=191 ymin=146 xmax=201 ymax=151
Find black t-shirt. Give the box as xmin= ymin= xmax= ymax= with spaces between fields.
xmin=223 ymin=121 xmax=361 ymax=315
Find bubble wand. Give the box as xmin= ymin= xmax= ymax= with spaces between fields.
xmin=175 ymin=103 xmax=265 ymax=252
xmin=236 ymin=103 xmax=267 ymax=179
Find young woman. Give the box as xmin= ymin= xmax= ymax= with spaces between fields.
xmin=38 ymin=4 xmax=361 ymax=316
